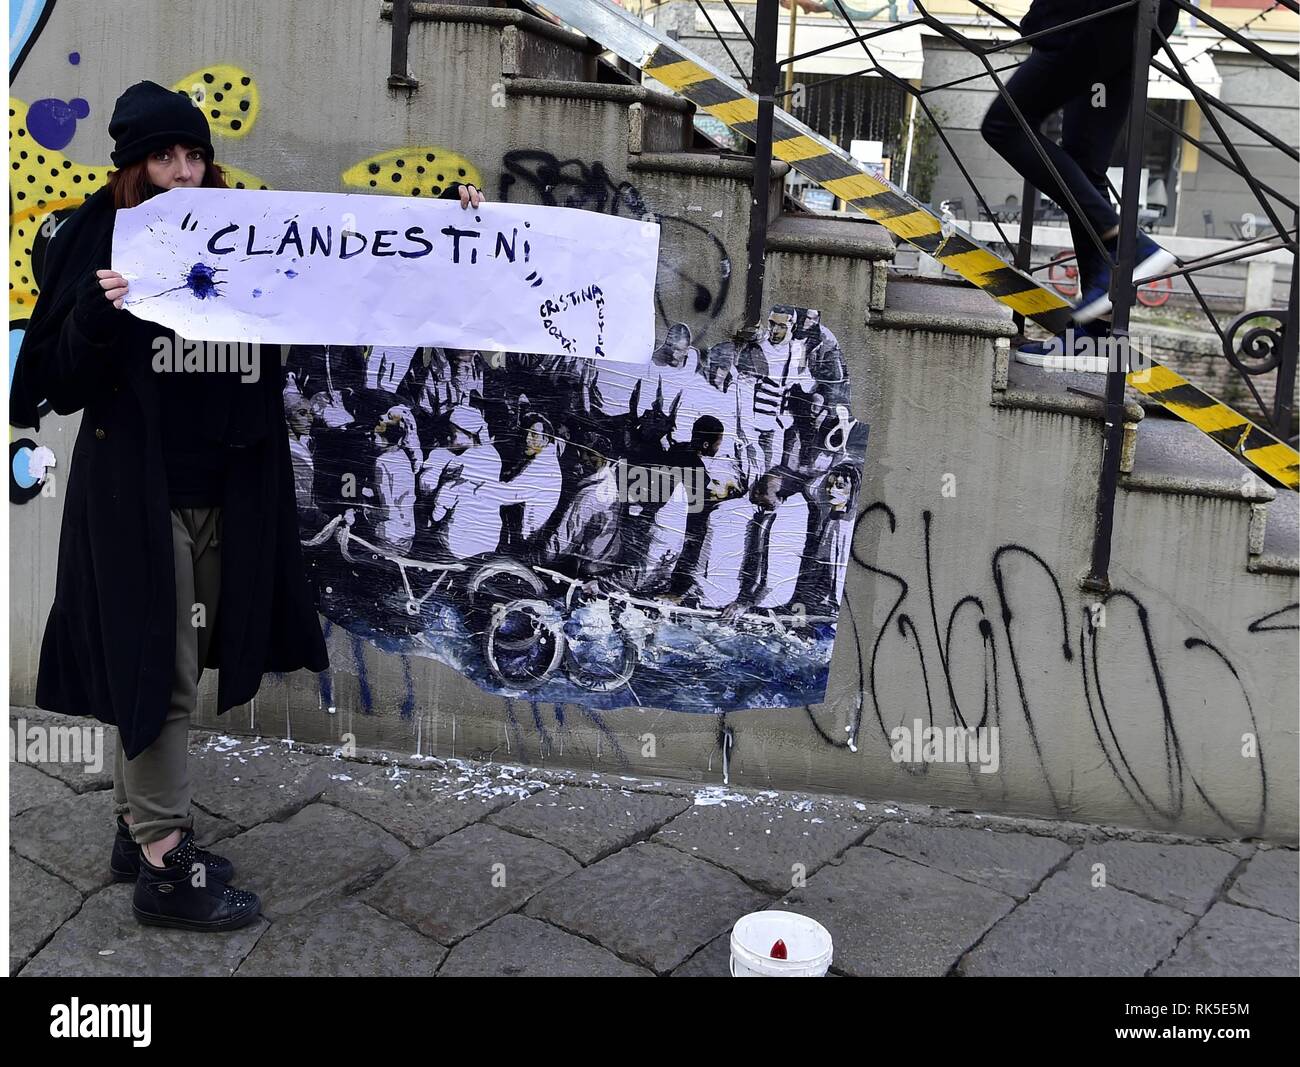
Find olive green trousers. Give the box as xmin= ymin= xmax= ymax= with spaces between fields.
xmin=111 ymin=506 xmax=222 ymax=845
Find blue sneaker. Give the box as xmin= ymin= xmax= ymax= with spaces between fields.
xmin=1074 ymin=232 xmax=1177 ymax=324
xmin=1015 ymin=320 xmax=1111 ymax=371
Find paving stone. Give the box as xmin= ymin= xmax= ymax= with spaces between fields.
xmin=651 ymin=800 xmax=868 ymax=893
xmin=11 ymin=790 xmax=117 ymax=894
xmin=235 ymin=898 xmax=446 ymax=977
xmin=323 ymin=760 xmax=544 ymax=848
xmin=671 ymin=931 xmax=733 ymax=977
xmin=10 ymin=762 xmax=76 ymax=815
xmin=192 ymin=809 xmax=242 ymax=848
xmin=19 ymin=883 xmax=266 ymax=977
xmin=867 ymin=823 xmax=1072 ymax=900
xmin=1154 ymin=901 xmax=1299 ymax=977
xmin=1213 ymin=840 xmax=1258 ymax=860
xmin=10 ymin=853 xmax=82 ymax=975
xmin=524 ymin=842 xmax=770 ymax=973
xmin=1226 ymin=847 xmax=1298 ymax=922
xmin=776 ymin=846 xmax=1014 ymax=977
xmin=216 ymin=802 xmax=407 ymax=920
xmin=10 ymin=708 xmax=115 ymax=793
xmin=490 ymin=785 xmax=689 ymax=864
xmin=1061 ymin=839 xmax=1239 ymax=914
xmin=367 ymin=823 xmax=578 ymax=944
xmin=958 ymin=869 xmax=1196 ymax=976
xmin=188 ymin=735 xmax=331 ymax=828
xmin=439 ymin=914 xmax=653 ymax=977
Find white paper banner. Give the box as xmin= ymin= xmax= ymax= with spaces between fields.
xmin=112 ymin=188 xmax=661 ymax=362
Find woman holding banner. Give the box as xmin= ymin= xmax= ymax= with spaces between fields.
xmin=9 ymin=80 xmax=482 ymax=932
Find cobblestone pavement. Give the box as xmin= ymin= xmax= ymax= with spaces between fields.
xmin=10 ymin=706 xmax=1298 ymax=977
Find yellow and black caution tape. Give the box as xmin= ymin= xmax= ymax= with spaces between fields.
xmin=641 ymin=44 xmax=1076 ymax=335
xmin=1129 ymin=362 xmax=1299 ymax=489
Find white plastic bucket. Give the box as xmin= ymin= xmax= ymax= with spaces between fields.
xmin=729 ymin=911 xmax=833 ymax=977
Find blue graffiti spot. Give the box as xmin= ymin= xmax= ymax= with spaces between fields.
xmin=284 ymin=269 xmax=298 ymax=279
xmin=251 ymin=288 xmax=262 ymax=298
xmin=68 ymin=51 xmax=80 ymax=65
xmin=26 ymin=98 xmax=83 ymax=151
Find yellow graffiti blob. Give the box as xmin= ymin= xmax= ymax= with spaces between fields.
xmin=219 ymin=163 xmax=270 ymax=191
xmin=9 ymin=98 xmax=107 ymax=316
xmin=342 ymin=147 xmax=481 ymax=198
xmin=174 ymin=65 xmax=260 ymax=138
xmin=9 ymin=93 xmax=269 ymax=317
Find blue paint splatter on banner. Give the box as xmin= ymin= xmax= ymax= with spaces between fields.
xmin=185 ymin=262 xmax=223 ymax=299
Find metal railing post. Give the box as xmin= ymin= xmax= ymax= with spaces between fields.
xmin=1013 ymin=179 xmax=1040 ymax=336
xmin=739 ymin=0 xmax=781 ymax=341
xmin=1276 ymin=224 xmax=1299 ymax=438
xmin=1085 ymin=0 xmax=1157 ymax=592
xmin=388 ymin=0 xmax=419 ymax=91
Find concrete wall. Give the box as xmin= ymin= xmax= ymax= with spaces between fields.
xmin=10 ymin=0 xmax=1298 ymax=841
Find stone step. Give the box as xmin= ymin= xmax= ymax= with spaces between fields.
xmin=1253 ymin=490 xmax=1300 ymax=576
xmin=503 ymin=78 xmax=695 ymax=155
xmin=388 ymin=1 xmax=603 ymax=82
xmin=998 ymin=356 xmax=1145 ymax=459
xmin=1126 ymin=414 xmax=1275 ymax=505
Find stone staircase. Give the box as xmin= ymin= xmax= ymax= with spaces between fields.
xmin=353 ymin=1 xmax=1299 ymax=839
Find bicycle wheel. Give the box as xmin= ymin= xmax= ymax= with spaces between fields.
xmin=1137 ymin=274 xmax=1173 ymax=308
xmin=1047 ymin=251 xmax=1079 ymax=298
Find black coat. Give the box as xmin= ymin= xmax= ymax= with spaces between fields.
xmin=11 ymin=185 xmax=329 ymax=759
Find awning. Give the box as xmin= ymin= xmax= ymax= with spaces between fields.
xmin=1149 ymin=38 xmax=1221 ymax=100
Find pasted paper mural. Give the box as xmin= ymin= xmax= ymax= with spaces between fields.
xmin=287 ymin=306 xmax=867 ymax=711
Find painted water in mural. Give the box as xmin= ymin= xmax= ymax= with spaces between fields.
xmin=286 ymin=306 xmax=867 ymax=711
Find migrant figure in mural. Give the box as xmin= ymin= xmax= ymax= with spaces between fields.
xmin=7 ymin=80 xmax=486 ymax=934
xmin=293 ymin=289 xmax=868 ymax=710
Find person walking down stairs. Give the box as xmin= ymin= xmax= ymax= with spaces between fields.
xmin=980 ymin=0 xmax=1180 ymax=367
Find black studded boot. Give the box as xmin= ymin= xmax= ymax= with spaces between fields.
xmin=111 ymin=816 xmax=235 ymax=884
xmin=132 ymin=831 xmax=260 ymax=932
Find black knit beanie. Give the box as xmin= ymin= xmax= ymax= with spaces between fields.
xmin=108 ymin=80 xmax=213 ymax=168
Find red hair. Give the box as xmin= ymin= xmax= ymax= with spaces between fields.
xmin=106 ymin=147 xmax=228 ymax=209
